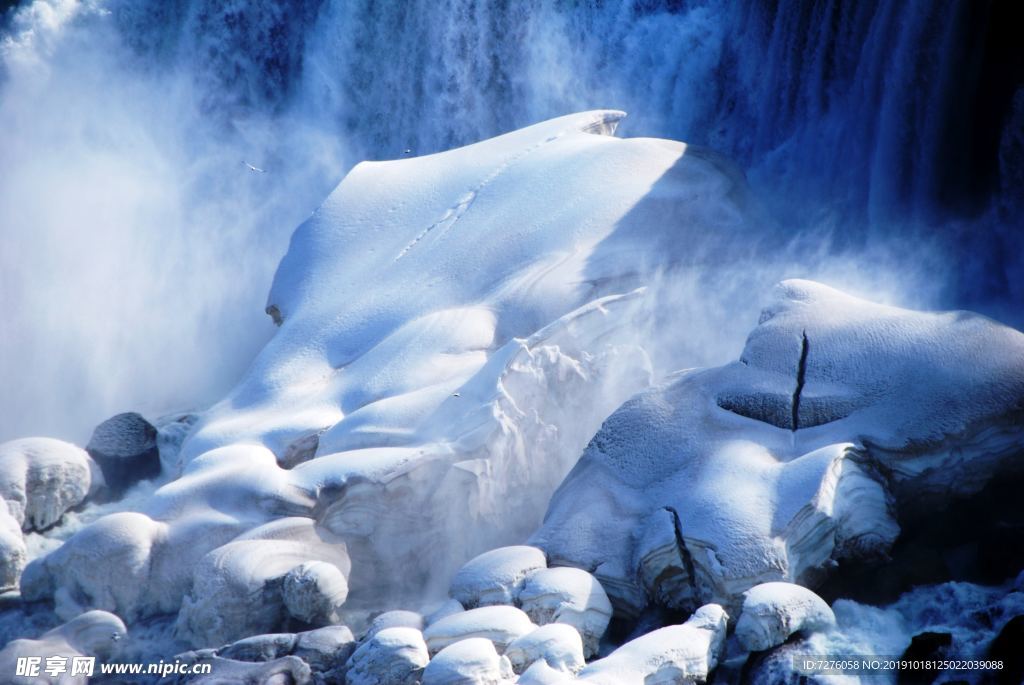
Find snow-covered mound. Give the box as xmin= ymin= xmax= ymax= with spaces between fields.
xmin=22 ymin=111 xmax=754 ymax=639
xmin=532 ymin=280 xmax=1024 ymax=616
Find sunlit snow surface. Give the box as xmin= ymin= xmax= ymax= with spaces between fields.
xmin=3 ymin=112 xmax=1021 ymax=682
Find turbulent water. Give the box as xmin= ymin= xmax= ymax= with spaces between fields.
xmin=1 ymin=0 xmax=1021 ymax=442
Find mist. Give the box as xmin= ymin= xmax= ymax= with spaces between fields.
xmin=1 ymin=0 xmax=1020 ymax=443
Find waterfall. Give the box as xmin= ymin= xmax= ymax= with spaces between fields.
xmin=1 ymin=0 xmax=1020 ymax=441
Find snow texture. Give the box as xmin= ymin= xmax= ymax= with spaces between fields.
xmin=533 ymin=280 xmax=1024 ymax=615
xmin=0 ymin=610 xmax=126 ymax=685
xmin=27 ymin=110 xmax=753 ymax=643
xmin=0 ymin=438 xmax=97 ymax=533
xmin=577 ymin=603 xmax=727 ymax=684
xmin=422 ymin=637 xmax=516 ymax=685
xmin=735 ymin=581 xmax=835 ymax=652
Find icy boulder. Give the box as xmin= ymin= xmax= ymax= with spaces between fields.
xmin=27 ymin=111 xmax=755 ymax=643
xmin=735 ymin=582 xmax=835 ymax=651
xmin=345 ymin=627 xmax=429 ymax=685
xmin=0 ymin=438 xmax=97 ymax=532
xmin=533 ymin=280 xmax=1024 ymax=615
xmin=577 ymin=604 xmax=727 ymax=684
xmin=518 ymin=567 xmax=612 ymax=657
xmin=0 ymin=499 xmax=26 ymax=591
xmin=421 ymin=638 xmax=515 ymax=685
xmin=505 ymin=623 xmax=585 ymax=675
xmin=175 ymin=518 xmax=350 ymax=647
xmin=423 ymin=605 xmax=536 ymax=655
xmin=86 ymin=412 xmax=161 ymax=494
xmin=0 ymin=610 xmax=127 ymax=685
xmin=451 ymin=546 xmax=547 ymax=609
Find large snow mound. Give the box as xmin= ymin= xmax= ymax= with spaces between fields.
xmin=25 ymin=111 xmax=755 ymax=638
xmin=532 ymin=279 xmax=1024 ymax=615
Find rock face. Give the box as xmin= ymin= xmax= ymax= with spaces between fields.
xmin=735 ymin=582 xmax=835 ymax=652
xmin=533 ymin=280 xmax=1024 ymax=615
xmin=0 ymin=438 xmax=96 ymax=532
xmin=86 ymin=412 xmax=161 ymax=493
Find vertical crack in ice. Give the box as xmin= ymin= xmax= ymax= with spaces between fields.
xmin=792 ymin=330 xmax=809 ymax=431
xmin=664 ymin=506 xmax=700 ymax=604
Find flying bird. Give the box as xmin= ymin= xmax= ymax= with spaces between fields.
xmin=243 ymin=161 xmax=266 ymax=173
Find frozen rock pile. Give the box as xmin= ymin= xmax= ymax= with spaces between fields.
xmin=1 ymin=112 xmax=1022 ymax=684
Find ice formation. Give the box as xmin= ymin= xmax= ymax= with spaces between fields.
xmin=533 ymin=279 xmax=1024 ymax=615
xmin=21 ymin=110 xmax=752 ymax=636
xmin=2 ymin=110 xmax=1022 ymax=683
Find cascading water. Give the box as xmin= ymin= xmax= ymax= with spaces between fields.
xmin=1 ymin=0 xmax=1021 ymax=442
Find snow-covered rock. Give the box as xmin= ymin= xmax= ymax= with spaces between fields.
xmin=504 ymin=623 xmax=585 ymax=675
xmin=345 ymin=626 xmax=429 ymax=685
xmin=282 ymin=560 xmax=349 ymax=626
xmin=22 ymin=111 xmax=755 ymax=644
xmin=422 ymin=637 xmax=516 ymax=685
xmin=0 ymin=438 xmax=96 ymax=532
xmin=518 ymin=660 xmax=579 ymax=684
xmin=577 ymin=604 xmax=728 ymax=684
xmin=518 ymin=567 xmax=612 ymax=658
xmin=0 ymin=499 xmax=26 ymax=591
xmin=736 ymin=582 xmax=835 ymax=652
xmin=175 ymin=517 xmax=350 ymax=647
xmin=533 ymin=280 xmax=1024 ymax=615
xmin=86 ymin=412 xmax=161 ymax=494
xmin=424 ymin=605 xmax=536 ymax=655
xmin=0 ymin=610 xmax=127 ymax=685
xmin=365 ymin=610 xmax=425 ymax=638
xmin=451 ymin=546 xmax=547 ymax=609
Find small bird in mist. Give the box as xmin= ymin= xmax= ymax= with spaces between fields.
xmin=243 ymin=161 xmax=267 ymax=173
xmin=403 ymin=148 xmax=413 ymax=156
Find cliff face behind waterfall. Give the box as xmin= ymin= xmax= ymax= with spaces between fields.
xmin=0 ymin=0 xmax=1021 ymax=441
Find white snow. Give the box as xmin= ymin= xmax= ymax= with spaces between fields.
xmin=451 ymin=546 xmax=547 ymax=609
xmin=421 ymin=637 xmax=515 ymax=685
xmin=577 ymin=604 xmax=727 ymax=684
xmin=423 ymin=605 xmax=536 ymax=655
xmin=27 ymin=110 xmax=754 ymax=642
xmin=504 ymin=623 xmax=585 ymax=675
xmin=346 ymin=627 xmax=430 ymax=685
xmin=735 ymin=581 xmax=836 ymax=651
xmin=533 ymin=280 xmax=1024 ymax=615
xmin=517 ymin=567 xmax=612 ymax=658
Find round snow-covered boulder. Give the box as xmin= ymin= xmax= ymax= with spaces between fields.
xmin=0 ymin=438 xmax=96 ymax=532
xmin=450 ymin=546 xmax=547 ymax=608
xmin=735 ymin=582 xmax=836 ymax=652
xmin=424 ymin=605 xmax=536 ymax=656
xmin=282 ymin=560 xmax=349 ymax=625
xmin=86 ymin=412 xmax=161 ymax=493
xmin=0 ymin=610 xmax=128 ymax=684
xmin=421 ymin=638 xmax=515 ymax=685
xmin=175 ymin=518 xmax=350 ymax=647
xmin=505 ymin=623 xmax=585 ymax=675
xmin=518 ymin=567 xmax=612 ymax=657
xmin=345 ymin=627 xmax=429 ymax=685
xmin=426 ymin=599 xmax=466 ymax=626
